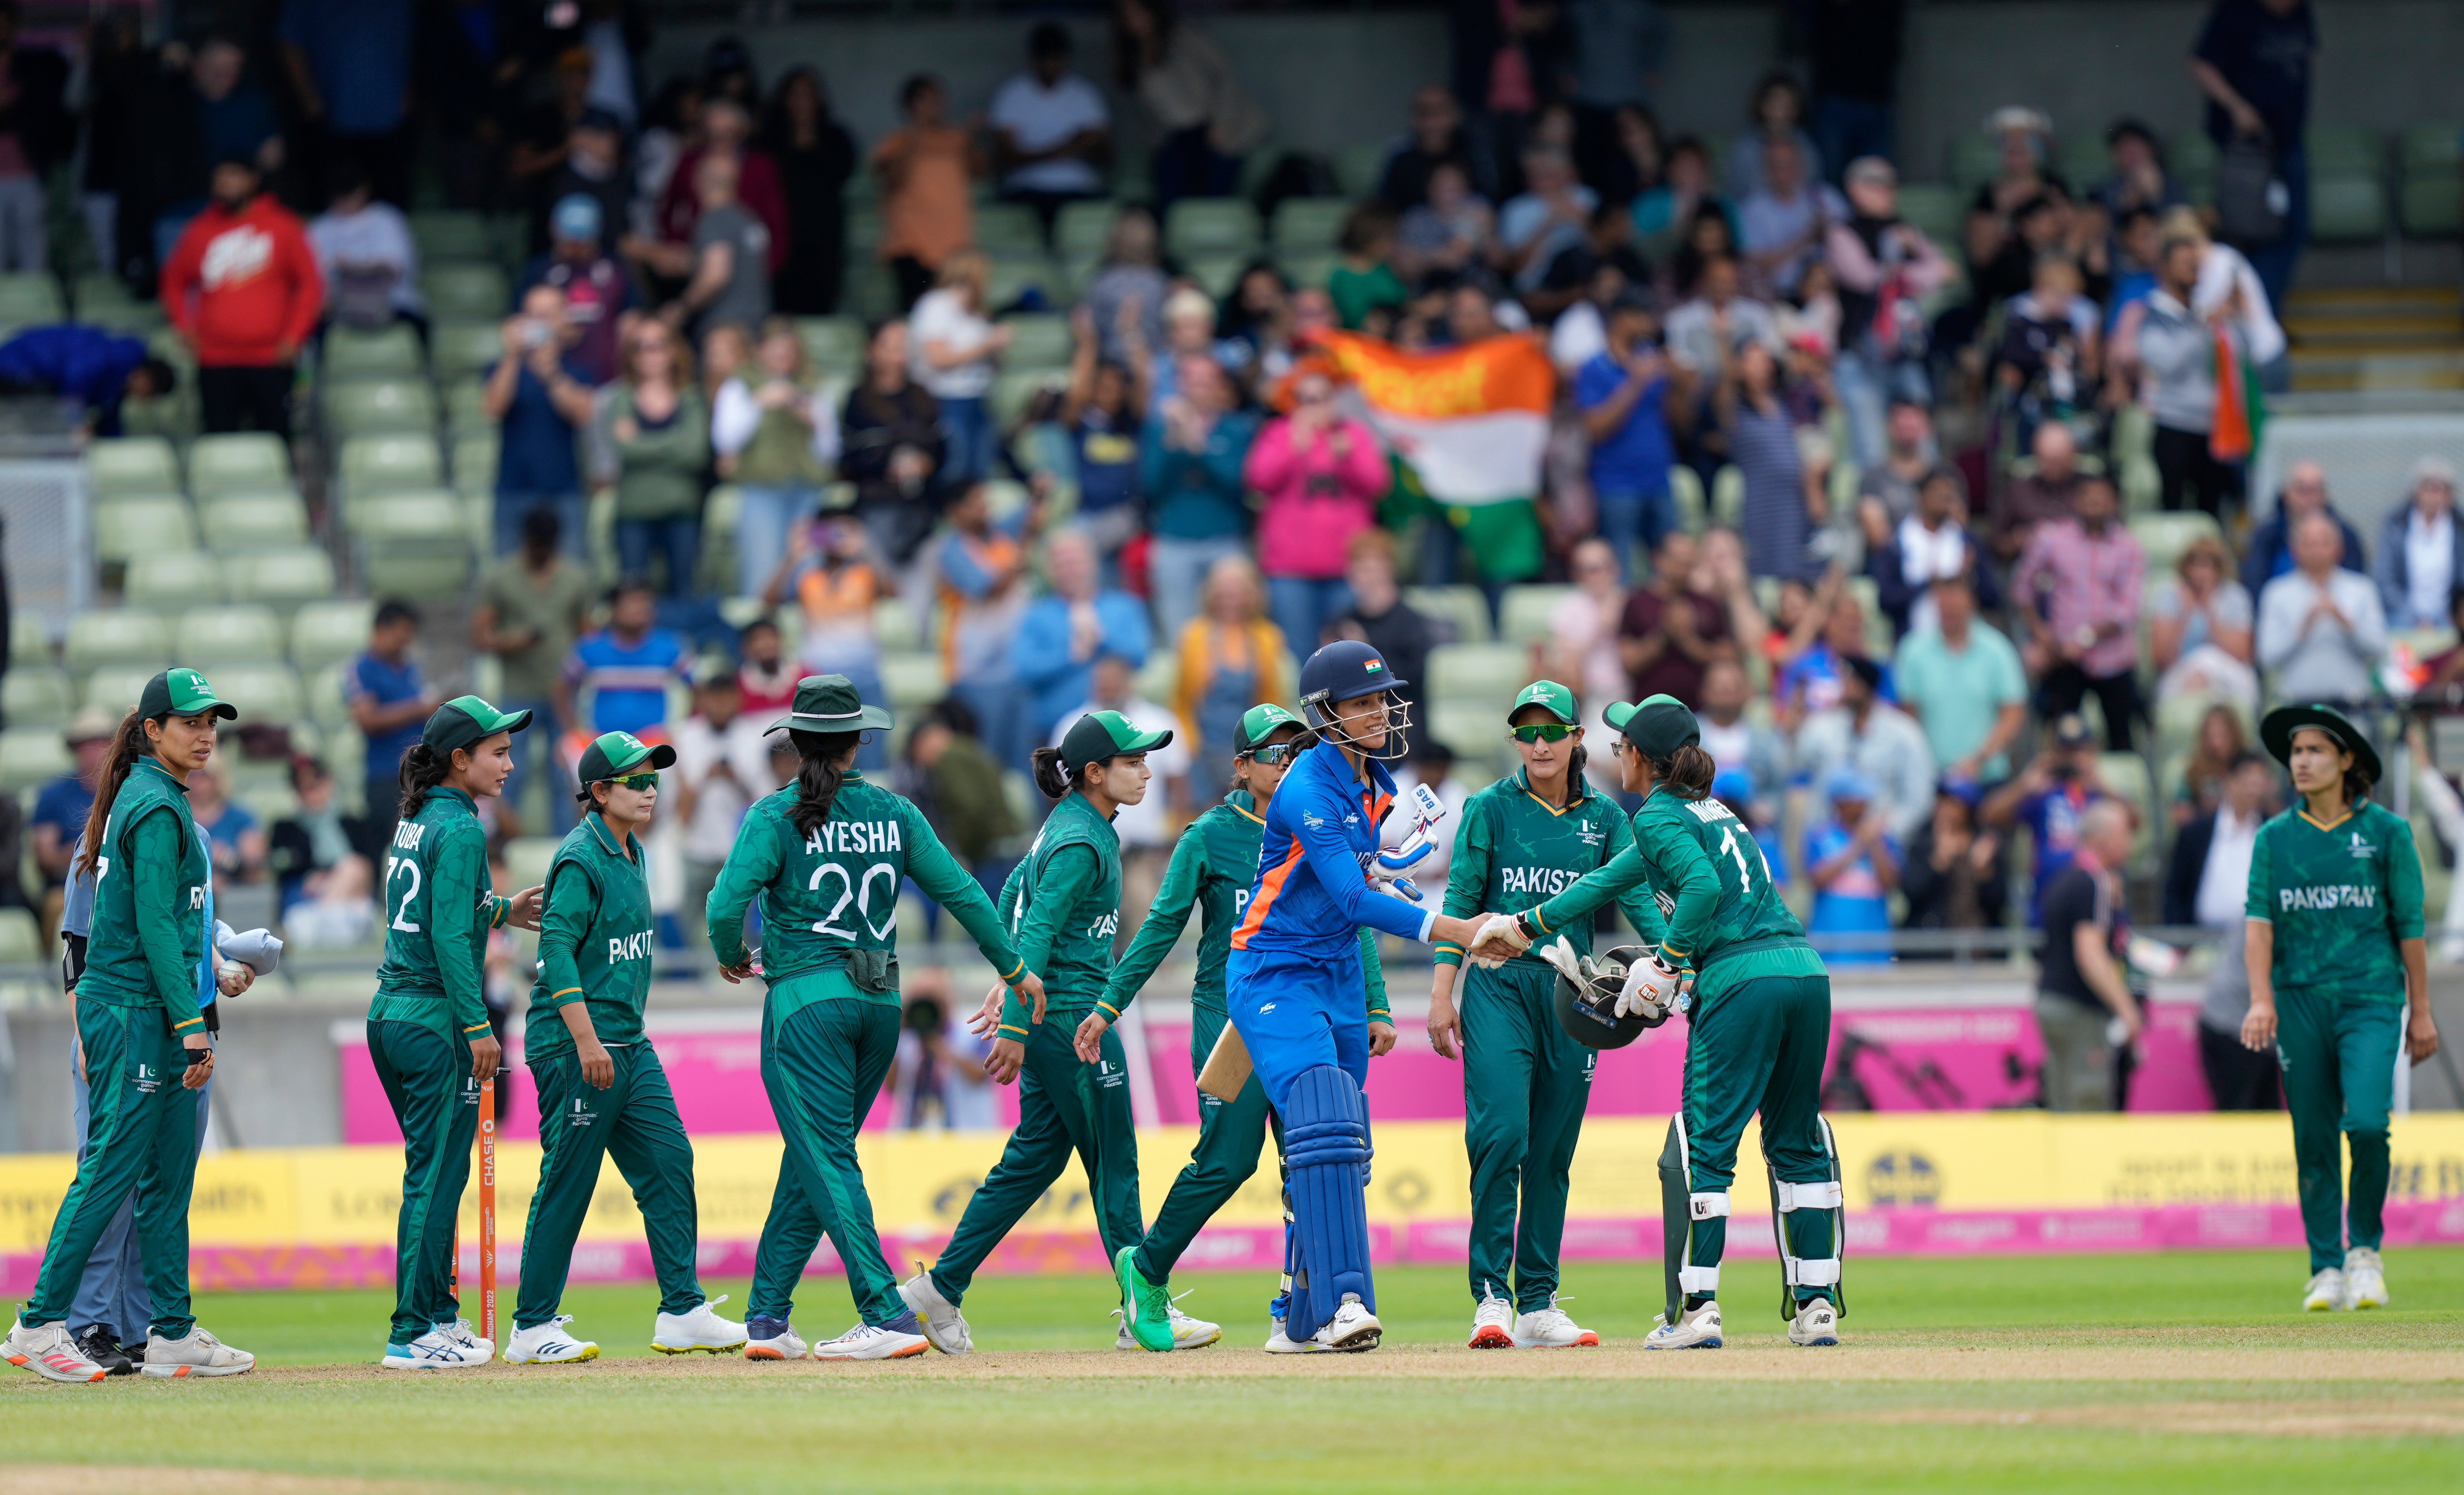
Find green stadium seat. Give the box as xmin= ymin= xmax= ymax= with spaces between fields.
xmin=325 ymin=378 xmax=438 ymax=436
xmin=1670 ymin=464 xmax=1707 ymax=535
xmin=410 ymin=211 xmax=492 ymax=262
xmin=0 ymin=272 xmax=63 ymax=322
xmin=207 ymin=662 xmax=306 ymax=724
xmin=882 ymin=651 xmax=946 ymax=709
xmin=227 ymin=547 xmax=338 ymax=613
xmin=188 ymin=432 xmax=292 ymax=495
xmin=1892 ymin=185 xmax=1964 ymax=250
xmin=178 ymin=605 xmax=285 ymax=664
xmin=1055 ymin=200 xmax=1120 ymax=259
xmin=0 ymin=906 xmax=40 ymax=962
xmin=1183 ymin=254 xmax=1245 ymax=299
xmin=990 ymin=368 xmax=1069 ymax=429
xmin=2129 ymin=511 xmax=2224 ymax=579
xmin=1711 ymin=465 xmax=1745 ymax=529
xmin=986 ymin=257 xmax=1061 ymax=310
xmin=324 ymin=324 xmax=424 ymax=379
xmin=874 ymin=597 xmax=923 ymax=653
xmin=974 ymin=203 xmax=1045 ymax=257
xmin=459 ymin=490 xmax=493 ymax=554
xmin=1277 ymin=251 xmax=1340 ymax=292
xmin=93 ymin=497 xmax=197 ymax=563
xmin=2399 ymin=124 xmax=2462 ymax=237
xmin=125 ymin=551 xmax=224 ymax=612
xmin=430 ymin=319 xmax=503 ymax=380
xmin=0 ymin=727 xmax=70 ymax=792
xmin=2058 ymin=134 xmax=2111 ymax=195
xmin=502 ymin=835 xmax=559 ymax=900
xmin=442 ymin=377 xmax=490 ymax=437
xmin=1403 ymin=585 xmax=1490 ymax=644
xmin=2 ymin=667 xmax=73 ymax=728
xmin=2310 ymin=167 xmax=2389 ymax=243
xmin=81 ymin=664 xmax=158 ymax=712
xmin=339 ymin=433 xmax=444 ymax=494
xmin=304 ymin=661 xmax=352 ymax=732
xmin=2097 ymin=751 xmax=2158 ymax=870
xmin=1428 ymin=642 xmax=1531 ymax=703
xmin=88 ymin=436 xmax=180 ymax=496
xmin=845 ymin=206 xmax=883 ymax=261
xmin=291 ymin=600 xmax=375 ymax=672
xmin=1335 ymin=143 xmax=1387 ymax=200
xmin=1270 ymin=197 xmax=1352 ymax=252
xmin=422 ymin=263 xmax=509 ymax=320
xmin=1002 ymin=312 xmax=1072 ymax=370
xmin=2169 ymin=130 xmax=2221 ymax=204
xmin=452 ymin=434 xmax=500 ymax=493
xmin=354 ymin=491 xmax=472 ymax=596
xmin=1425 ymin=700 xmax=1513 ymax=775
xmin=1165 ymin=198 xmax=1260 ymax=259
xmin=796 ymin=316 xmax=866 ymax=377
xmin=1499 ymin=585 xmax=1576 ymax=647
xmin=73 ymin=272 xmax=140 ymax=315
xmin=199 ymin=492 xmax=311 ymax=555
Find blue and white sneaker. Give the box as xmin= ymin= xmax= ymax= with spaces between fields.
xmin=1786 ymin=1298 xmax=1839 ymax=1346
xmin=502 ymin=1316 xmax=599 ymax=1364
xmin=1644 ymin=1300 xmax=1724 ymax=1350
xmin=435 ymin=1317 xmax=495 ymax=1360
xmin=745 ymin=1316 xmax=808 ymax=1361
xmin=381 ymin=1327 xmax=491 ymax=1369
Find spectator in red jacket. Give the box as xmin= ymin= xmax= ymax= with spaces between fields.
xmin=652 ymin=96 xmax=788 ymax=275
xmin=160 ymin=154 xmax=324 ymax=436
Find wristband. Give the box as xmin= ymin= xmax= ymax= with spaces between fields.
xmin=1515 ymin=911 xmax=1542 ymax=942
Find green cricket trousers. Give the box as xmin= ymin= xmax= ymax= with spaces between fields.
xmin=1131 ymin=1005 xmax=1279 ymax=1284
xmin=929 ymin=1016 xmax=1141 ymax=1304
xmin=23 ymin=999 xmax=201 ymax=1338
xmin=2275 ymin=987 xmax=2404 ymax=1274
xmin=516 ymin=1043 xmax=708 ymax=1328
xmin=750 ymin=985 xmax=905 ymax=1326
xmin=369 ymin=1019 xmax=480 ymax=1347
xmin=1462 ymin=961 xmax=1595 ymax=1311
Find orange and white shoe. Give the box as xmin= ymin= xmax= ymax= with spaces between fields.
xmin=744 ymin=1317 xmax=808 ymax=1361
xmin=1467 ymin=1286 xmax=1515 ymax=1349
xmin=1513 ymin=1294 xmax=1600 ymax=1348
xmin=4 ymin=1315 xmax=107 ymax=1382
xmin=810 ymin=1314 xmax=929 ymax=1361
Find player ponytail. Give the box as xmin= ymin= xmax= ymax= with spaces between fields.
xmin=2342 ymin=758 xmax=2376 ymax=811
xmin=1649 ymin=743 xmax=1717 ymax=801
xmin=397 ymin=742 xmax=455 ymax=818
xmin=1568 ymin=741 xmax=1588 ymax=784
xmin=787 ymin=729 xmax=863 ymax=835
xmin=1030 ymin=746 xmax=1078 ymax=800
xmin=73 ymin=708 xmax=150 ymax=879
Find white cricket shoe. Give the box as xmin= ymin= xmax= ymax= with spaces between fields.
xmin=2344 ymin=1248 xmax=2389 ymax=1309
xmin=502 ymin=1317 xmax=599 ymax=1364
xmin=4 ymin=1317 xmax=106 ymax=1382
xmin=2303 ymin=1268 xmax=2349 ymax=1312
xmin=141 ymin=1325 xmax=254 ymax=1378
xmin=436 ymin=1317 xmax=495 ymax=1360
xmin=381 ymin=1327 xmax=492 ymax=1369
xmin=1644 ymin=1300 xmax=1724 ymax=1350
xmin=1468 ymin=1286 xmax=1515 ymax=1349
xmin=1263 ymin=1315 xmax=1324 ymax=1355
xmin=898 ymin=1267 xmax=973 ymax=1355
xmin=1310 ymin=1295 xmax=1381 ymax=1352
xmin=812 ymin=1319 xmax=931 ymax=1361
xmin=1513 ymin=1293 xmax=1599 ymax=1349
xmin=1787 ymin=1298 xmax=1840 ymax=1346
xmin=745 ymin=1319 xmax=809 ymax=1361
xmin=1113 ymin=1293 xmax=1222 ymax=1350
xmin=652 ymin=1295 xmax=747 ymax=1354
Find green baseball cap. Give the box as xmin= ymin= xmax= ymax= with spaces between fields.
xmin=1060 ymin=709 xmax=1174 ymax=773
xmin=2260 ymin=701 xmax=2381 ymax=783
xmin=138 ymin=667 xmax=237 ymax=722
xmin=421 ymin=695 xmax=534 ymax=755
xmin=576 ymin=731 xmax=677 ymax=783
xmin=1509 ymin=679 xmax=1578 ymax=726
xmin=1233 ymin=703 xmax=1303 ymax=754
xmin=765 ymin=673 xmax=893 ymax=735
xmin=1604 ymin=694 xmax=1699 ymax=758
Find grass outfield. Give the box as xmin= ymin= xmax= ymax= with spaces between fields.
xmin=6 ymin=1248 xmax=2462 ymax=1493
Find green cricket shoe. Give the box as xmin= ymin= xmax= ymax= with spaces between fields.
xmin=1115 ymin=1245 xmax=1176 ymax=1352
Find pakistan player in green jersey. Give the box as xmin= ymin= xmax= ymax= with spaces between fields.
xmin=1429 ymin=681 xmax=1663 ymax=1351
xmin=1469 ymin=694 xmax=1843 ymax=1350
xmin=2244 ymin=703 xmax=2440 ymax=1312
xmin=504 ymin=732 xmax=745 ymax=1365
xmin=705 ymin=675 xmax=1046 ymax=1361
xmin=370 ymin=698 xmax=546 ymax=1370
xmin=899 ymin=710 xmax=1171 ymax=1354
xmin=1097 ymin=704 xmax=1397 ymax=1354
xmin=7 ymin=669 xmax=258 ymax=1383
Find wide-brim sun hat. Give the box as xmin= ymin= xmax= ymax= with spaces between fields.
xmin=2260 ymin=702 xmax=2380 ymax=784
xmin=766 ymin=674 xmax=894 ymax=735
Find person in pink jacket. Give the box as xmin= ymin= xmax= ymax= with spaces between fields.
xmin=1246 ymin=364 xmax=1391 ymax=655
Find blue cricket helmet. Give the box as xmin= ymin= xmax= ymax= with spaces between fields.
xmin=1298 ymin=639 xmax=1413 ymax=761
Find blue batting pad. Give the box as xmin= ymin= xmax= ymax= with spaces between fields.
xmin=1279 ymin=1063 xmax=1375 ymax=1340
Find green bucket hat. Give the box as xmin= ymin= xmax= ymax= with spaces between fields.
xmin=1233 ymin=703 xmax=1303 ymax=754
xmin=2260 ymin=702 xmax=2381 ymax=784
xmin=1060 ymin=709 xmax=1174 ymax=774
xmin=138 ymin=667 xmax=237 ymax=722
xmin=577 ymin=731 xmax=678 ymax=784
xmin=1509 ymin=679 xmax=1579 ymax=726
xmin=1604 ymin=694 xmax=1699 ymax=759
xmin=422 ymin=695 xmax=534 ymax=756
xmin=765 ymin=673 xmax=893 ymax=735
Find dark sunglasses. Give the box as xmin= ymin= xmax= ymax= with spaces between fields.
xmin=602 ymin=772 xmax=660 ymax=792
xmin=1511 ymin=723 xmax=1576 ymax=743
xmin=1243 ymin=743 xmax=1299 ymax=766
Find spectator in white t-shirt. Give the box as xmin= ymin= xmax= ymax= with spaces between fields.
xmin=908 ymin=250 xmax=1010 ymax=485
xmin=308 ymin=161 xmax=422 ymax=330
xmin=670 ymin=659 xmax=783 ymax=950
xmin=991 ymin=23 xmax=1112 ymax=239
xmin=1497 ymin=147 xmax=1597 ymax=295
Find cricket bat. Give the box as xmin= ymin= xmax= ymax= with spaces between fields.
xmin=1196 ymin=1022 xmax=1253 ymax=1103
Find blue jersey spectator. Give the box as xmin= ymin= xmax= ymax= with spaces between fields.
xmin=346 ymin=600 xmax=434 ymax=864
xmin=559 ymin=578 xmax=690 ymax=740
xmin=487 ymin=283 xmax=597 ymax=561
xmin=0 ymin=326 xmax=172 ymax=435
xmin=1982 ymin=714 xmax=2115 ymax=925
xmin=29 ymin=708 xmax=115 ymax=895
xmin=1012 ymin=527 xmax=1152 ymax=744
xmin=1573 ymin=296 xmax=1676 ymax=577
xmin=1803 ymin=769 xmax=1900 ymax=966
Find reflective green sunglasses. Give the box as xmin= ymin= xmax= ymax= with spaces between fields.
xmin=1244 ymin=742 xmax=1300 ymax=765
xmin=1510 ymin=723 xmax=1577 ymax=743
xmin=603 ymin=772 xmax=661 ymax=792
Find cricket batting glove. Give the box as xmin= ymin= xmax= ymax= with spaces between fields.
xmin=1616 ymin=949 xmax=1684 ymax=1020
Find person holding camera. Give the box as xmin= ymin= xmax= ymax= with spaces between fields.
xmin=484 ymin=283 xmax=597 ymax=562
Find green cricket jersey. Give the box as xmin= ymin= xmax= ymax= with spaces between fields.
xmin=2245 ymin=800 xmax=2424 ymax=1003
xmin=1433 ymin=767 xmax=1664 ymax=972
xmin=526 ymin=814 xmax=656 ymax=1056
xmin=704 ymin=772 xmax=1026 ymax=1017
xmin=1530 ymin=787 xmax=1819 ymax=998
xmin=996 ymin=789 xmax=1123 ymax=1036
xmin=80 ymin=756 xmax=211 ymax=1031
xmin=370 ymin=785 xmax=513 ymax=1040
xmin=1099 ymin=790 xmax=1390 ymax=1023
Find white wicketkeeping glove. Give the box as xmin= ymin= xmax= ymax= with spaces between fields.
xmin=1469 ymin=912 xmax=1532 ymax=969
xmin=1615 ymin=950 xmax=1683 ymax=1020
xmin=1536 ymin=935 xmax=1590 ymax=988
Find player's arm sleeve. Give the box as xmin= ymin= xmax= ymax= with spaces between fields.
xmin=535 ymin=856 xmax=596 ymax=1010
xmin=1432 ymin=799 xmax=1490 ymax=969
xmin=1100 ymin=830 xmax=1204 ymax=1018
xmin=430 ymin=827 xmax=494 ymax=1035
xmin=2243 ymin=823 xmax=2273 ymax=924
xmin=1360 ymin=927 xmax=1391 ymax=1022
xmin=126 ymin=810 xmax=204 ymax=1030
xmin=1635 ymin=814 xmax=1724 ymax=965
xmin=704 ymin=809 xmax=781 ymax=967
xmin=1530 ymin=840 xmax=1648 ymax=937
xmin=999 ymin=844 xmax=1101 ymax=1036
xmin=1289 ymin=782 xmax=1433 ymax=942
xmin=899 ymin=801 xmax=1026 ymax=982
xmin=1602 ymin=809 xmax=1670 ymax=945
xmin=2389 ymin=818 xmax=2426 ymax=941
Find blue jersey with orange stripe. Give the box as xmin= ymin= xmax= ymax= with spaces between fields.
xmin=1232 ymin=741 xmax=1432 ymax=959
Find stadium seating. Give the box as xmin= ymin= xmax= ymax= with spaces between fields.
xmin=200 ymin=492 xmax=312 ymax=554
xmin=178 ymin=605 xmax=286 ymax=664
xmin=410 ymin=210 xmax=493 ymax=262
xmin=326 ymin=378 xmax=439 ymax=437
xmin=226 ymin=547 xmax=339 ymax=614
xmin=1498 ymin=585 xmax=1575 ymax=647
xmin=975 ymin=203 xmax=1045 ymax=258
xmin=208 ymin=662 xmax=307 ymax=725
xmin=1404 ymin=586 xmax=1491 ymax=645
xmin=325 ymin=324 xmax=425 ymax=379
xmin=88 ymin=436 xmax=180 ymax=496
xmin=1271 ymin=197 xmax=1352 ymax=251
xmin=124 ymin=552 xmax=223 ymax=612
xmin=423 ymin=263 xmax=510 ymax=320
xmin=2399 ymin=123 xmax=2461 ymax=237
xmin=797 ymin=316 xmax=867 ymax=376
xmin=93 ymin=496 xmax=197 ymax=562
xmin=82 ymin=665 xmax=159 ymax=712
xmin=3 ymin=668 xmax=73 ymax=728
xmin=1165 ymin=198 xmax=1261 ymax=260
xmin=353 ymin=491 xmax=473 ymax=597
xmin=339 ymin=433 xmax=445 ymax=495
xmin=188 ymin=433 xmax=293 ymax=496
xmin=0 ymin=728 xmax=71 ymax=792
xmin=2306 ymin=126 xmax=2388 ymax=243
xmin=1055 ymin=200 xmax=1118 ymax=259
xmin=1002 ymin=313 xmax=1072 ymax=371
xmin=431 ymin=319 xmax=504 ymax=380
xmin=0 ymin=272 xmax=63 ymax=323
